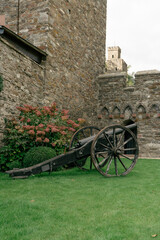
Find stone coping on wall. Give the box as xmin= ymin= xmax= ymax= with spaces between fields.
xmin=98 ymin=70 xmax=160 ymax=79
xmin=135 ymin=70 xmax=160 ymax=76
xmin=98 ymin=71 xmax=127 ymax=80
xmin=0 ymin=25 xmax=47 ymax=64
xmin=124 ymin=86 xmax=135 ymax=92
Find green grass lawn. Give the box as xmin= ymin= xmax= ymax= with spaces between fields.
xmin=1 ymin=159 xmax=160 ymax=240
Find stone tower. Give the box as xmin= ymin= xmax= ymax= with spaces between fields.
xmin=0 ymin=0 xmax=107 ymax=124
xmin=106 ymin=46 xmax=127 ymax=72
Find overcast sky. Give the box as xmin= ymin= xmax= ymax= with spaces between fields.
xmin=106 ymin=0 xmax=160 ymax=74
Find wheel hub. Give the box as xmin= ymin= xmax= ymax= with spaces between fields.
xmin=111 ymin=147 xmax=118 ymax=156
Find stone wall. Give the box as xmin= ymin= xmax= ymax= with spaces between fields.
xmin=0 ymin=38 xmax=45 ymax=146
xmin=1 ymin=0 xmax=106 ymax=122
xmin=0 ymin=0 xmax=106 ymax=145
xmin=44 ymin=0 xmax=106 ymax=122
xmin=97 ymin=70 xmax=160 ymax=158
xmin=18 ymin=0 xmax=49 ymax=50
xmin=0 ymin=0 xmax=18 ymax=32
xmin=0 ymin=0 xmax=48 ymax=49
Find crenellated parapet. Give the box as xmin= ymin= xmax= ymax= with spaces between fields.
xmin=97 ymin=69 xmax=160 ymax=158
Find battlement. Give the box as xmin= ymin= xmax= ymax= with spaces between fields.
xmin=106 ymin=46 xmax=127 ymax=72
xmin=108 ymin=46 xmax=121 ymax=59
xmin=97 ymin=69 xmax=160 ymax=158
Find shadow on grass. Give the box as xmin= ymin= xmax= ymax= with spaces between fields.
xmin=3 ymin=157 xmax=155 ymax=181
xmin=2 ymin=164 xmax=140 ymax=181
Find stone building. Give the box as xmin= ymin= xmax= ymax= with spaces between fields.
xmin=0 ymin=0 xmax=106 ymax=144
xmin=106 ymin=46 xmax=127 ymax=72
xmin=1 ymin=1 xmax=160 ymax=158
xmin=97 ymin=47 xmax=160 ymax=158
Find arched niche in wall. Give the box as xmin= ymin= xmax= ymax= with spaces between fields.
xmin=112 ymin=106 xmax=120 ymax=118
xmin=124 ymin=105 xmax=133 ymax=119
xmin=150 ymin=104 xmax=159 ymax=118
xmin=149 ymin=104 xmax=160 ymax=127
xmin=101 ymin=107 xmax=109 ymax=118
xmin=136 ymin=104 xmax=146 ymax=120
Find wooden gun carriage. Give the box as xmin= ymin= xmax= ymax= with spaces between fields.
xmin=6 ymin=124 xmax=139 ymax=179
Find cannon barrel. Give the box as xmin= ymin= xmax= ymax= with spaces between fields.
xmin=78 ymin=123 xmax=137 ymax=147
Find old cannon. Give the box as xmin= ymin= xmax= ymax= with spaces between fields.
xmin=6 ymin=124 xmax=139 ymax=179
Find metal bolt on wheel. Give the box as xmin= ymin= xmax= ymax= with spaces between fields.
xmin=91 ymin=125 xmax=139 ymax=177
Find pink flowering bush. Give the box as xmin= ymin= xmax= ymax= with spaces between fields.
xmin=0 ymin=103 xmax=85 ymax=171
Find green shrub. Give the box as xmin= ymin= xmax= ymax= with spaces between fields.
xmin=7 ymin=160 xmax=22 ymax=170
xmin=0 ymin=145 xmax=25 ymax=170
xmin=23 ymin=146 xmax=57 ymax=168
xmin=1 ymin=103 xmax=85 ymax=171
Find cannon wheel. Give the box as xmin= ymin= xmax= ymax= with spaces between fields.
xmin=69 ymin=126 xmax=100 ymax=170
xmin=91 ymin=125 xmax=139 ymax=177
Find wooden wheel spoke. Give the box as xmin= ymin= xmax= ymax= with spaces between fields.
xmin=117 ymin=130 xmax=125 ymax=148
xmin=113 ymin=127 xmax=116 ymax=147
xmin=119 ymin=147 xmax=136 ymax=151
xmin=96 ymin=153 xmax=107 ymax=163
xmin=105 ymin=156 xmax=113 ymax=175
xmin=119 ymin=152 xmax=133 ymax=161
xmin=117 ymin=155 xmax=127 ymax=171
xmin=98 ymin=155 xmax=111 ymax=168
xmin=119 ymin=137 xmax=133 ymax=148
xmin=96 ymin=151 xmax=109 ymax=156
xmin=99 ymin=143 xmax=111 ymax=150
xmin=114 ymin=156 xmax=118 ymax=175
xmin=103 ymin=132 xmax=114 ymax=148
xmin=91 ymin=124 xmax=139 ymax=177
